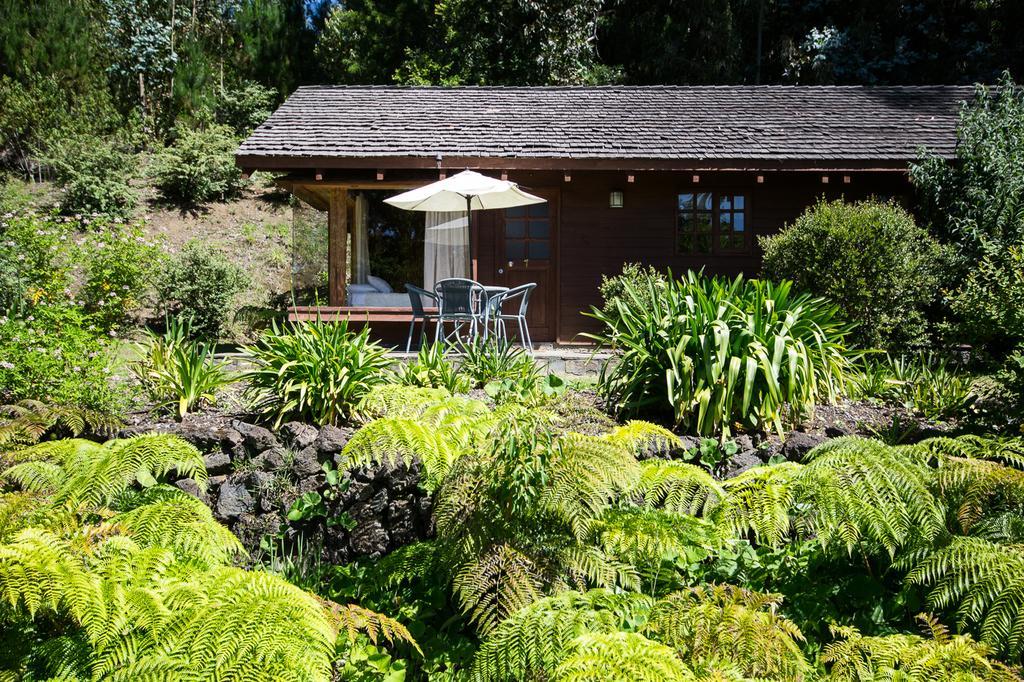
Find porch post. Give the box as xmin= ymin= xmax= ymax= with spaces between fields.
xmin=328 ymin=188 xmax=348 ymax=306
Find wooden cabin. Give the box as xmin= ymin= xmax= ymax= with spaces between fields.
xmin=235 ymin=85 xmax=971 ymax=344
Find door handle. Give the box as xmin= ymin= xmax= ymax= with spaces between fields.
xmin=498 ymin=268 xmax=504 ymax=274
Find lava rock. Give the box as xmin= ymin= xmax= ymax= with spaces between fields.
xmin=281 ymin=422 xmax=319 ymax=450
xmin=780 ymin=431 xmax=827 ymax=461
xmin=824 ymin=424 xmax=854 ymax=439
xmin=723 ymin=449 xmax=763 ymax=478
xmin=203 ymin=451 xmax=232 ymax=476
xmin=259 ymin=446 xmax=289 ymax=470
xmin=349 ymin=520 xmax=389 ymax=557
xmin=733 ymin=434 xmax=755 ymax=452
xmin=174 ymin=478 xmax=210 ymax=505
xmin=293 ymin=446 xmax=323 ymax=477
xmin=217 ymin=482 xmax=255 ymax=519
xmin=231 ymin=420 xmax=280 ymax=455
xmin=316 ymin=425 xmax=352 ymax=457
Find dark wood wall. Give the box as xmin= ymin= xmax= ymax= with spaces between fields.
xmin=474 ymin=169 xmax=913 ymax=343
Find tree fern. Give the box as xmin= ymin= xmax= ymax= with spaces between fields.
xmin=823 ymin=614 xmax=1019 ymax=681
xmin=4 ymin=434 xmax=206 ymax=508
xmin=554 ymin=632 xmax=695 ymax=682
xmin=935 ymin=455 xmax=1024 ymax=534
xmin=110 ymin=487 xmax=245 ymax=569
xmin=645 ymin=584 xmax=810 ymax=679
xmin=354 ymin=384 xmax=456 ymax=422
xmin=917 ymin=435 xmax=1024 ymax=470
xmin=0 ymin=399 xmax=120 ymax=449
xmin=452 ymin=542 xmax=543 ymax=634
xmin=800 ymin=437 xmax=945 ymax=556
xmin=905 ymin=537 xmax=1024 ymax=659
xmin=716 ymin=462 xmax=804 ymax=546
xmin=602 ymin=420 xmax=682 ymax=458
xmin=588 ymin=507 xmax=723 ymax=580
xmin=471 ymin=589 xmax=655 ymax=682
xmin=629 ymin=460 xmax=724 ymax=516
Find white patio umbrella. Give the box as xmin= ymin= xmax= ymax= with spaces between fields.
xmin=383 ymin=170 xmax=546 ymax=277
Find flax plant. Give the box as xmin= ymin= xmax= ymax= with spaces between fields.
xmin=586 ymin=271 xmax=853 ymax=436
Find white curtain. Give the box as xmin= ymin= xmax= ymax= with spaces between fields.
xmin=352 ymin=193 xmax=370 ymax=284
xmin=423 ymin=211 xmax=469 ymax=290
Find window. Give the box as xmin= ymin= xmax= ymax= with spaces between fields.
xmin=504 ymin=203 xmax=551 ymax=261
xmin=676 ymin=192 xmax=748 ymax=255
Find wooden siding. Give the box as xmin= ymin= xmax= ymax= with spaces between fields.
xmin=475 ymin=169 xmax=912 ymax=343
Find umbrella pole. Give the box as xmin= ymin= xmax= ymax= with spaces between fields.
xmin=466 ymin=194 xmax=475 ymax=280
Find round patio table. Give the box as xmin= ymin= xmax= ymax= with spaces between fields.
xmin=481 ymin=285 xmax=509 ymax=339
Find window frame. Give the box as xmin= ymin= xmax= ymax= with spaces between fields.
xmin=674 ymin=189 xmax=751 ymax=256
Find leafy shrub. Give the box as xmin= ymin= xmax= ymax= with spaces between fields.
xmin=44 ymin=131 xmax=137 ymax=216
xmin=242 ymin=320 xmax=392 ymax=427
xmin=80 ymin=219 xmax=162 ymax=330
xmin=587 ymin=271 xmax=852 ymax=436
xmin=458 ymin=339 xmax=540 ymax=388
xmin=0 ymin=211 xmax=75 ymax=311
xmin=131 ymin=318 xmax=235 ymax=418
xmin=214 ymin=80 xmax=276 ymax=135
xmin=911 ymin=74 xmax=1024 ymax=353
xmin=947 ymin=244 xmax=1024 ymax=351
xmin=156 ymin=241 xmax=248 ymax=339
xmin=0 ymin=304 xmax=127 ymax=415
xmin=911 ymin=74 xmax=1024 ymax=272
xmin=598 ymin=262 xmax=668 ymax=317
xmin=760 ymin=198 xmax=942 ymax=351
xmin=152 ymin=123 xmax=244 ymax=204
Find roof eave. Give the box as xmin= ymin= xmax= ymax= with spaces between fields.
xmin=235 ymin=153 xmax=934 ymax=174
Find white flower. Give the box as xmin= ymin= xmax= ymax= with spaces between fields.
xmin=0 ymin=361 xmax=14 ymax=370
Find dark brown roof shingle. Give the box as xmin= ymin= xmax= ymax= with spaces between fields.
xmin=236 ymin=85 xmax=974 ymax=164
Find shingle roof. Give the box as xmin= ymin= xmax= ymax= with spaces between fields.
xmin=237 ymin=85 xmax=974 ymax=165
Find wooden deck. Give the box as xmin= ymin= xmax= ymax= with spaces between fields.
xmin=288 ymin=305 xmax=434 ymax=323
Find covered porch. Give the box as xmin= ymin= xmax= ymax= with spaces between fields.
xmin=276 ymin=169 xmax=559 ymax=345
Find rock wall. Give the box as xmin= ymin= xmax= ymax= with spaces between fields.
xmin=123 ymin=415 xmax=433 ymax=563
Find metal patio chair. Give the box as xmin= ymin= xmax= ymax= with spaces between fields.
xmin=405 ymin=283 xmax=438 ymax=352
xmin=433 ymin=278 xmax=487 ymax=345
xmin=487 ymin=283 xmax=537 ymax=352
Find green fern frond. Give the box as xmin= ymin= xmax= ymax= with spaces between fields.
xmin=936 ymin=456 xmax=1024 ymax=533
xmin=823 ymin=615 xmax=1019 ymax=681
xmin=0 ymin=400 xmax=120 ymax=449
xmin=800 ymin=437 xmax=945 ymax=556
xmin=559 ymin=544 xmax=641 ymax=594
xmin=325 ymin=601 xmax=421 ymax=653
xmin=918 ymin=435 xmax=1024 ymax=470
xmin=471 ymin=589 xmax=655 ymax=682
xmin=110 ymin=487 xmax=245 ymax=568
xmin=603 ymin=420 xmax=683 ymax=458
xmin=646 ymin=584 xmax=809 ymax=680
xmin=0 ymin=529 xmax=84 ymax=618
xmin=554 ymin=632 xmax=695 ymax=682
xmin=95 ymin=566 xmax=337 ymax=680
xmin=452 ymin=542 xmax=544 ymax=635
xmin=367 ymin=541 xmax=444 ymax=591
xmin=630 ymin=460 xmax=724 ymax=517
xmin=341 ymin=417 xmax=462 ymax=491
xmin=717 ymin=462 xmax=804 ymax=546
xmin=5 ymin=435 xmax=206 ymax=509
xmin=905 ymin=537 xmax=1024 ymax=659
xmin=355 ymin=385 xmax=453 ymax=422
xmin=545 ymin=433 xmax=641 ymax=540
xmin=589 ymin=507 xmax=723 ymax=570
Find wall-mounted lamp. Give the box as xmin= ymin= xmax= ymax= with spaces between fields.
xmin=609 ymin=190 xmax=625 ymax=208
